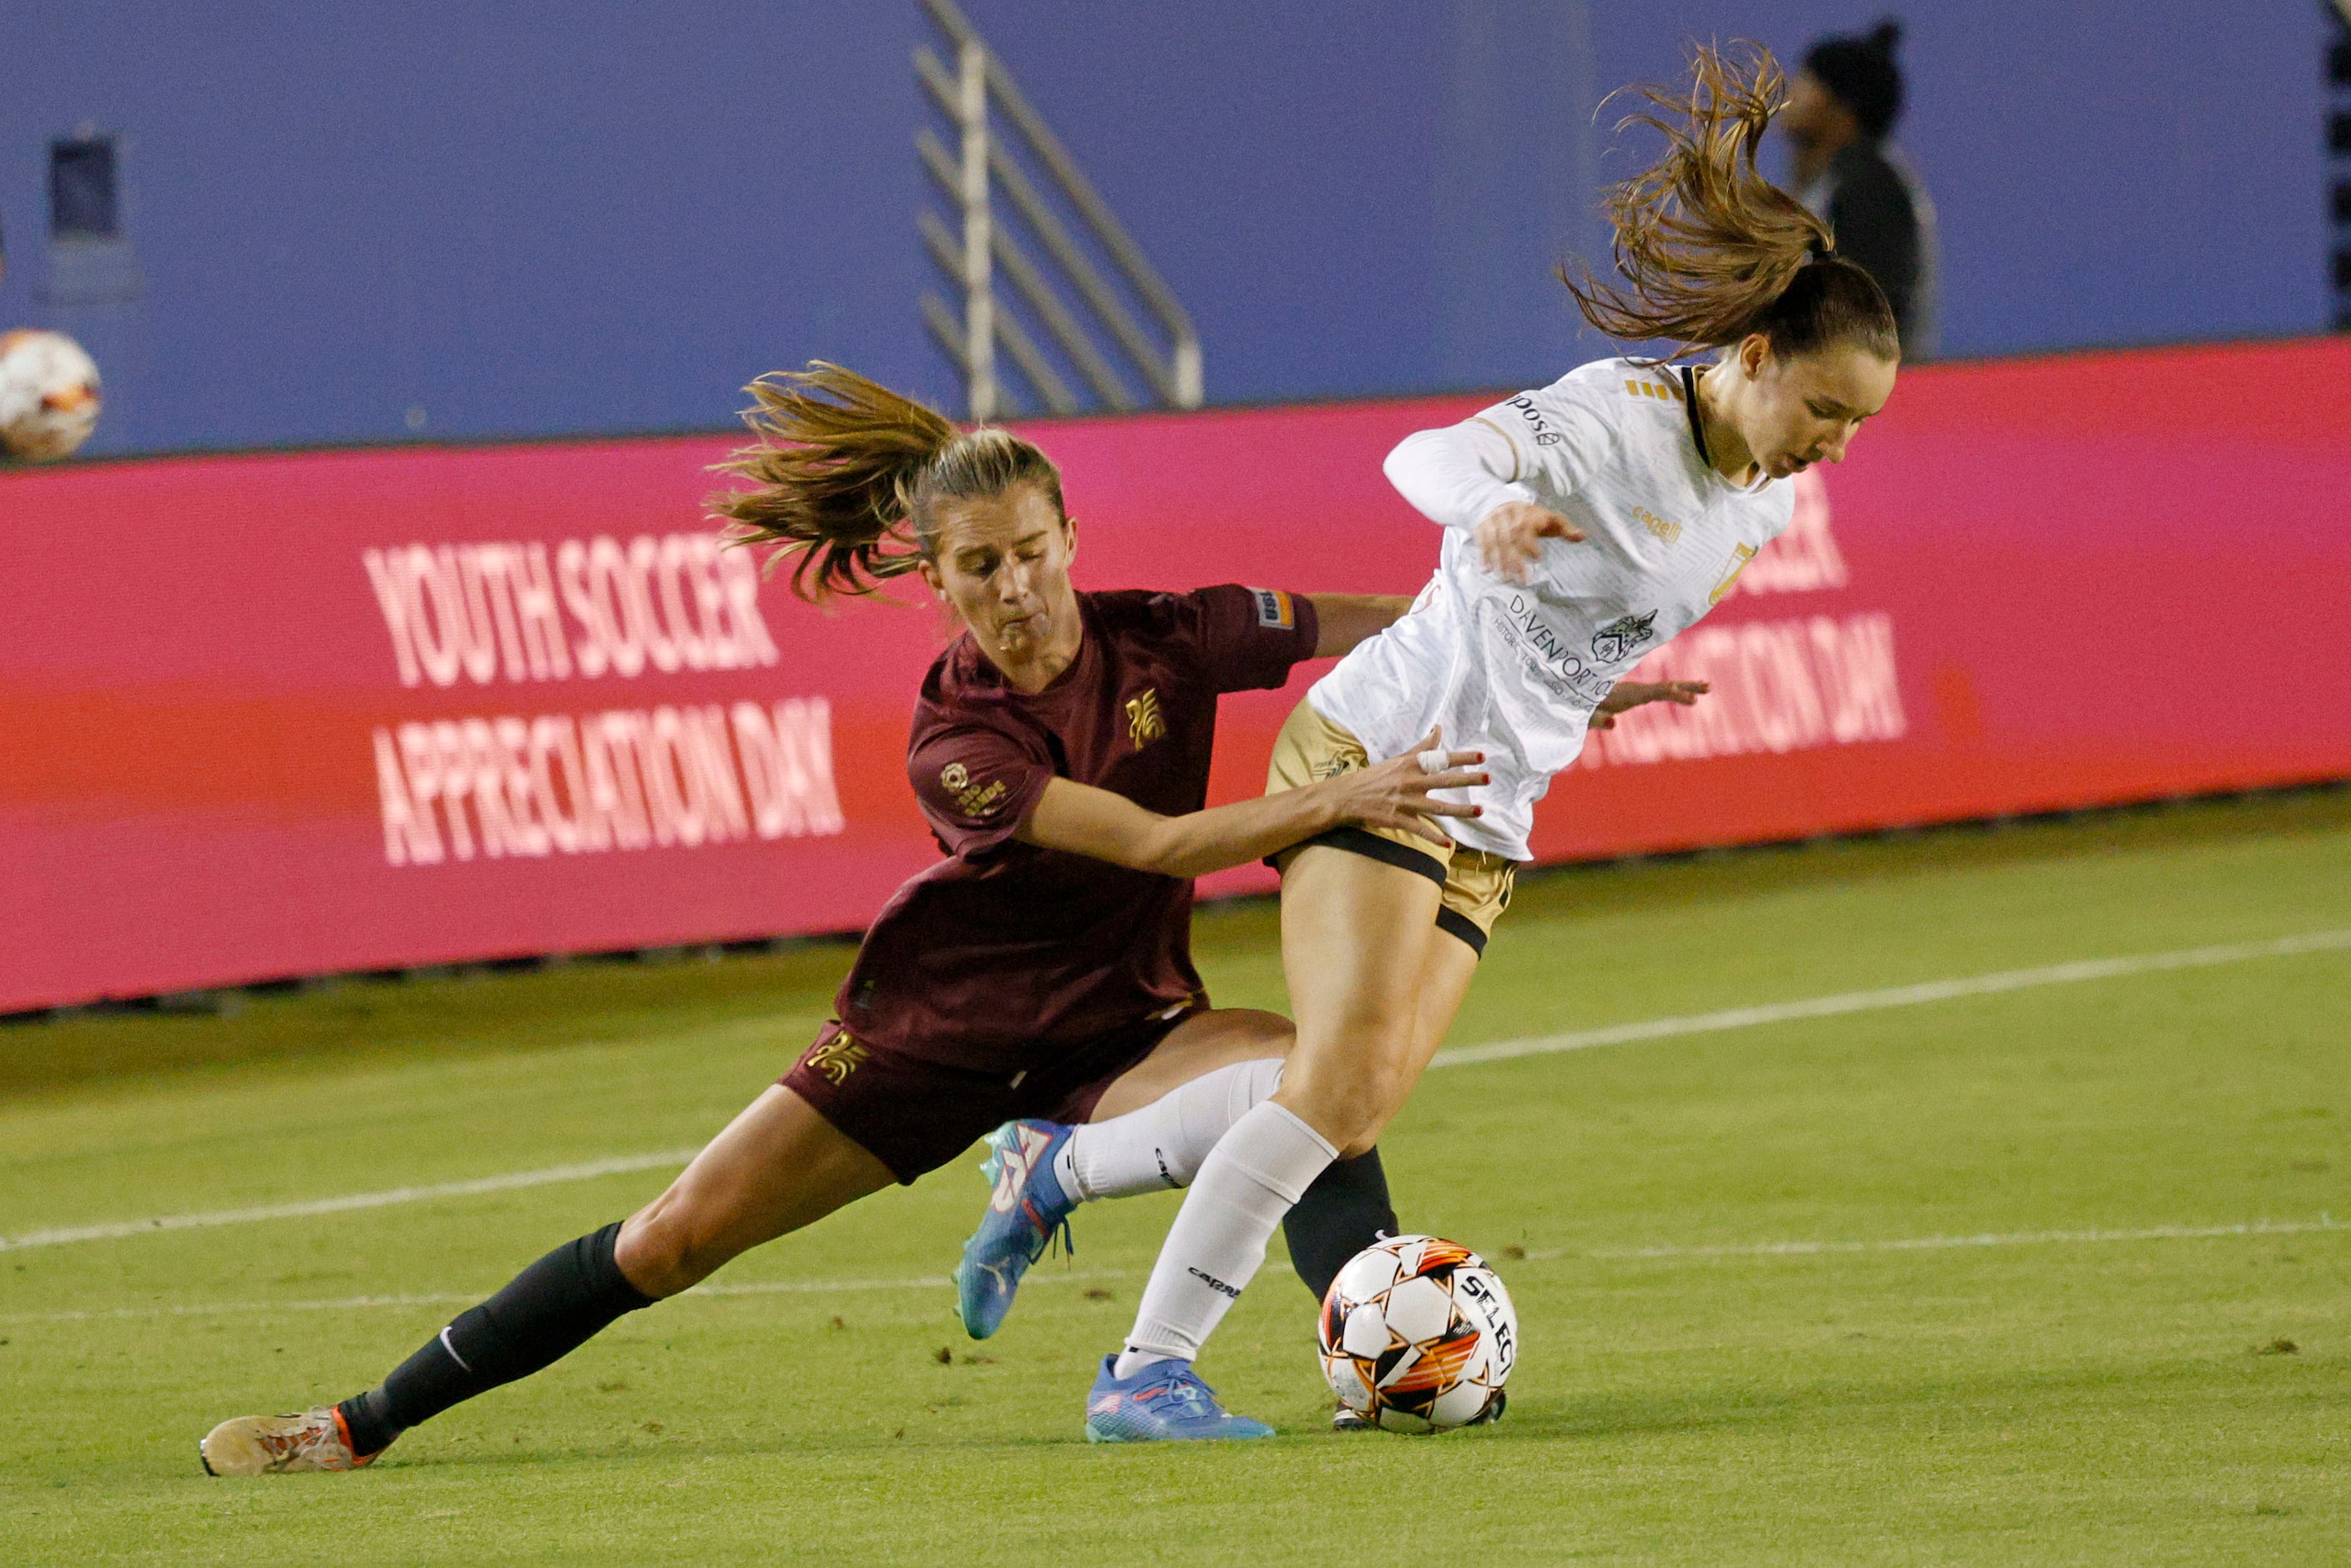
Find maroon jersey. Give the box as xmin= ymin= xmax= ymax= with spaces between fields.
xmin=833 ymin=585 xmax=1320 ymax=1072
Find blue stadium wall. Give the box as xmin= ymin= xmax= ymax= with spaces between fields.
xmin=0 ymin=1 xmax=2328 ymax=456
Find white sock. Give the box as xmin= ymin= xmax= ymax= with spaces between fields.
xmin=1115 ymin=1100 xmax=1336 ymax=1377
xmin=1056 ymin=1059 xmax=1286 ymax=1201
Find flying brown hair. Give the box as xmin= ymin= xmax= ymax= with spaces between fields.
xmin=1563 ymin=42 xmax=1897 ymax=361
xmin=710 ymin=363 xmax=1066 ymax=602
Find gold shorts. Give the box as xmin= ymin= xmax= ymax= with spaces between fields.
xmin=1264 ymin=697 xmax=1517 ymax=956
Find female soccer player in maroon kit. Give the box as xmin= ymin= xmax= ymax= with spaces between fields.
xmin=195 ymin=364 xmax=1496 ymax=1471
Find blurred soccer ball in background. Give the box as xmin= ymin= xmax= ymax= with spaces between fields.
xmin=0 ymin=329 xmax=104 ymax=463
xmin=1318 ymin=1234 xmax=1517 ymax=1432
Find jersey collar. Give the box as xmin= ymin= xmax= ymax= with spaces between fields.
xmin=1678 ymin=364 xmax=1711 ymax=468
xmin=1681 ymin=362 xmax=1773 ymax=494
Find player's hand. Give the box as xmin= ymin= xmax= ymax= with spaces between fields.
xmin=1588 ymin=679 xmax=1709 ymax=730
xmin=1330 ymin=726 xmax=1488 ymax=848
xmin=1474 ymin=501 xmax=1584 ymax=583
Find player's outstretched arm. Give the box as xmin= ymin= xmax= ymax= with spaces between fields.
xmin=1304 ymin=593 xmax=1414 ymax=659
xmin=1588 ymin=678 xmax=1710 ymax=730
xmin=1019 ymin=728 xmax=1486 ymax=879
xmin=1384 ymin=422 xmax=1586 ymax=584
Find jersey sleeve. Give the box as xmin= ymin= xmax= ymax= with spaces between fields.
xmin=1383 ymin=382 xmax=1616 ymax=530
xmin=906 ymin=719 xmax=1056 ymax=857
xmin=1175 ymin=584 xmax=1323 ymax=693
xmin=1465 ymin=383 xmax=1620 ymax=506
xmin=1383 ymin=419 xmax=1534 ymax=531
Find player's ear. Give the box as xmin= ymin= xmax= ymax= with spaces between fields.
xmin=917 ymin=555 xmax=947 ymax=600
xmin=1059 ymin=513 xmax=1079 ymax=570
xmin=1739 ymin=332 xmax=1772 ymax=379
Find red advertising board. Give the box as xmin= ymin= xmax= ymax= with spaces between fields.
xmin=5 ymin=339 xmax=2349 ymax=1012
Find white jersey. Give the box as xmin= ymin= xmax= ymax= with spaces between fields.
xmin=1310 ymin=357 xmax=1795 ymax=860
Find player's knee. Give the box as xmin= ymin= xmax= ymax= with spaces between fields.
xmin=614 ymin=1197 xmax=722 ymax=1299
xmin=1280 ymin=1048 xmax=1411 ymax=1152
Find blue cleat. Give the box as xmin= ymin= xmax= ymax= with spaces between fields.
xmin=953 ymin=1120 xmax=1078 ymax=1339
xmin=1084 ymin=1354 xmax=1277 ymax=1443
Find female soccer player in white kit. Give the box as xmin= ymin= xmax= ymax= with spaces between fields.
xmin=1082 ymin=44 xmax=1907 ymax=1436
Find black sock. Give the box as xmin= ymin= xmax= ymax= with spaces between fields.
xmin=1283 ymin=1147 xmax=1398 ymax=1303
xmin=338 ymin=1221 xmax=654 ymax=1455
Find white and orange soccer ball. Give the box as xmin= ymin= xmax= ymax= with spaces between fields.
xmin=0 ymin=328 xmax=103 ymax=463
xmin=1317 ymin=1234 xmax=1517 ymax=1432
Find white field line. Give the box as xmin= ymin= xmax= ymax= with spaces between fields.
xmin=1428 ymin=928 xmax=2351 ymax=1068
xmin=1553 ymin=1213 xmax=2345 ymax=1262
xmin=5 ymin=1218 xmax=2341 ymax=1328
xmin=0 ymin=1150 xmax=699 ymax=1252
xmin=5 ymin=927 xmax=2346 ymax=1257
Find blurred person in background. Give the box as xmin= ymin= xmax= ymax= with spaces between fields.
xmin=1782 ymin=18 xmax=1938 ymax=357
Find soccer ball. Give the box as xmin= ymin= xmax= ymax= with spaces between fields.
xmin=0 ymin=329 xmax=103 ymax=463
xmin=1317 ymin=1234 xmax=1517 ymax=1432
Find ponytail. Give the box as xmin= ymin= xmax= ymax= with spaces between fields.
xmin=1561 ymin=43 xmax=1898 ymax=362
xmin=710 ymin=363 xmax=1067 ymax=602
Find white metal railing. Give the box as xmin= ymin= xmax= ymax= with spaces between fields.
xmin=915 ymin=0 xmax=1201 ymax=420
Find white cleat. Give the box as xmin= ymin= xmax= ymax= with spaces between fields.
xmin=200 ymin=1407 xmax=379 ymax=1475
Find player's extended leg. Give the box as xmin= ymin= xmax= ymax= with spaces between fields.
xmin=1281 ymin=931 xmax=1477 ymax=1300
xmin=200 ymin=1085 xmax=891 ymax=1475
xmin=956 ymin=1008 xmax=1292 ymax=1338
xmin=1095 ymin=847 xmax=1443 ymax=1437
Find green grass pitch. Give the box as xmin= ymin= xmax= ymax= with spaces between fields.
xmin=3 ymin=792 xmax=2346 ymax=1565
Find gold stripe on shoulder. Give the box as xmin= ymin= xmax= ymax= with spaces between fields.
xmin=1467 ymin=414 xmax=1520 ymax=483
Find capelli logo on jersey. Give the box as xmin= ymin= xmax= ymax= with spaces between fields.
xmin=1632 ymin=505 xmax=1682 ymax=544
xmin=802 ymin=1032 xmax=871 ymax=1086
xmin=1126 ymin=687 xmax=1167 ymax=750
xmin=1505 ymin=394 xmax=1564 ymax=447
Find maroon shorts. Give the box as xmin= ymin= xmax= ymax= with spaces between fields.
xmin=781 ymin=1007 xmax=1201 ymax=1184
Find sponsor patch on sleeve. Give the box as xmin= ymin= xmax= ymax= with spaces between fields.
xmin=939 ymin=761 xmax=1009 ymax=817
xmin=1251 ymin=588 xmax=1296 ymax=630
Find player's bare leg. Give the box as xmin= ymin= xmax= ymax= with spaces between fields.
xmin=1272 ymin=846 xmax=1454 ymax=1157
xmin=1323 ymin=917 xmax=1479 ymax=1155
xmin=201 ymin=1086 xmax=889 ymax=1474
xmin=614 ymin=1085 xmax=895 ymax=1296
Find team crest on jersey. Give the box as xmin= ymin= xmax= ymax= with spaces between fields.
xmin=802 ymin=1032 xmax=870 ymax=1086
xmin=1590 ymin=609 xmax=1659 ymax=663
xmin=1126 ymin=687 xmax=1167 ymax=750
xmin=1709 ymin=542 xmax=1759 ymax=604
